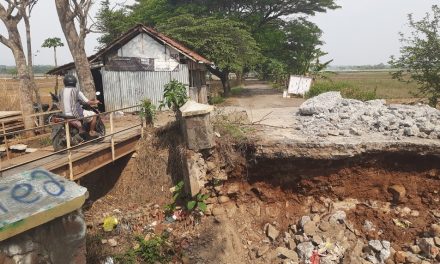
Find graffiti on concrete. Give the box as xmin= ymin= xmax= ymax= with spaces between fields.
xmin=0 ymin=170 xmax=66 ymax=213
xmin=0 ymin=168 xmax=87 ymax=241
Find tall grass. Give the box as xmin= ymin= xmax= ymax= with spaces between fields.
xmin=306 ymin=81 xmax=377 ymax=101
xmin=0 ymin=76 xmax=58 ymax=111
xmin=0 ymin=81 xmax=21 ymax=111
xmin=324 ymin=71 xmax=419 ymax=99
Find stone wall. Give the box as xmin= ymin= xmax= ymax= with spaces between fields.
xmin=0 ymin=210 xmax=86 ymax=264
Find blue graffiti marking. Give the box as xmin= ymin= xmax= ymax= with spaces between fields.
xmin=0 ymin=203 xmax=8 ymax=214
xmin=11 ymin=183 xmax=41 ymax=204
xmin=31 ymin=170 xmax=65 ymax=197
xmin=0 ymin=186 xmax=10 ymax=214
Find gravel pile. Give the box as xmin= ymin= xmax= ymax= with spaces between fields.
xmin=296 ymin=92 xmax=440 ymax=139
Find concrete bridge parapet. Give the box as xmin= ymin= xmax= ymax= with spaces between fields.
xmin=0 ymin=169 xmax=87 ymax=264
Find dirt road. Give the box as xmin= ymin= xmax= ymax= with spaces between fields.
xmin=222 ymin=81 xmax=305 ymax=127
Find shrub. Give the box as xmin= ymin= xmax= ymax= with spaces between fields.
xmin=114 ymin=234 xmax=173 ymax=264
xmin=306 ymin=81 xmax=377 ymax=101
xmin=139 ymin=98 xmax=156 ymax=125
xmin=159 ymin=80 xmax=188 ymax=112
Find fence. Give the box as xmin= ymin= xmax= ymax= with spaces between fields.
xmin=0 ymin=105 xmax=144 ymax=180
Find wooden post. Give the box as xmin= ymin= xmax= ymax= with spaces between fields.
xmin=65 ymin=122 xmax=73 ymax=180
xmin=140 ymin=115 xmax=144 ymax=139
xmin=110 ymin=112 xmax=115 ymax=161
xmin=2 ymin=122 xmax=10 ymax=160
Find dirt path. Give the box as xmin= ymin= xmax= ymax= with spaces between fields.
xmin=220 ymin=81 xmax=304 ymax=128
xmin=225 ymin=81 xmax=304 ymax=109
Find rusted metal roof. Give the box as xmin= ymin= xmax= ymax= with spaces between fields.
xmin=47 ymin=24 xmax=212 ymax=75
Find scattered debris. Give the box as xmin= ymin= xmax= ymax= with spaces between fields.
xmin=9 ymin=144 xmax=27 ymax=151
xmin=103 ymin=216 xmax=118 ymax=232
xmin=392 ymin=218 xmax=412 ymax=229
xmin=107 ymin=238 xmax=118 ymax=247
xmin=25 ymin=148 xmax=37 ymax=153
xmin=265 ymin=223 xmax=280 ymax=241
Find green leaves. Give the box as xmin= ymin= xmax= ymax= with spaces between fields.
xmin=197 ymin=202 xmax=207 ymax=212
xmin=139 ymin=98 xmax=156 ymax=125
xmin=159 ymin=80 xmax=188 ymax=112
xmin=186 ymin=192 xmax=209 ymax=212
xmin=41 ymin=37 xmax=64 ymax=48
xmin=158 ymin=15 xmax=260 ymax=74
xmin=186 ymin=200 xmax=196 ymax=210
xmin=390 ymin=5 xmax=440 ymax=107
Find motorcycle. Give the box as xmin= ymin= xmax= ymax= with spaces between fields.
xmin=33 ymin=92 xmax=60 ymax=125
xmin=50 ymin=93 xmax=106 ymax=152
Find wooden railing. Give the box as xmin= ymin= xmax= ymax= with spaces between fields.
xmin=0 ymin=105 xmax=144 ymax=180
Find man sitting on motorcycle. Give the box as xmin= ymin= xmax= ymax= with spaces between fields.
xmin=59 ymin=74 xmax=100 ymax=138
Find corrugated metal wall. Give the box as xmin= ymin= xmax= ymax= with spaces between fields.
xmin=102 ymin=64 xmax=190 ymax=111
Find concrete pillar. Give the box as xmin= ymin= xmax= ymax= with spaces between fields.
xmin=0 ymin=169 xmax=88 ymax=263
xmin=180 ymin=101 xmax=215 ymax=196
xmin=180 ymin=100 xmax=215 ymax=151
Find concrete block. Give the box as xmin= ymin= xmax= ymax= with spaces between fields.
xmin=0 ymin=169 xmax=87 ymax=242
xmin=180 ymin=101 xmax=215 ymax=151
xmin=0 ymin=210 xmax=86 ymax=264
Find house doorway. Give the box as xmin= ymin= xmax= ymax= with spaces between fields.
xmin=92 ymin=68 xmax=105 ymax=112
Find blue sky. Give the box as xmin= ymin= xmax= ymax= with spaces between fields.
xmin=0 ymin=0 xmax=438 ymax=66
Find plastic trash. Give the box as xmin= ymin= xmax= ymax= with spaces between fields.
xmin=103 ymin=216 xmax=118 ymax=232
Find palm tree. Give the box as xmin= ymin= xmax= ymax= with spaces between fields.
xmin=42 ymin=37 xmax=64 ymax=93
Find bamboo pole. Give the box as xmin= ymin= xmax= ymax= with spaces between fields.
xmin=140 ymin=115 xmax=144 ymax=139
xmin=2 ymin=122 xmax=10 ymax=160
xmin=65 ymin=122 xmax=73 ymax=180
xmin=110 ymin=113 xmax=115 ymax=161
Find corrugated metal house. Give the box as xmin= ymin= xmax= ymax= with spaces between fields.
xmin=48 ymin=24 xmax=212 ymax=111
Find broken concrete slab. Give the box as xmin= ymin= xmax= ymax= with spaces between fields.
xmin=180 ymin=100 xmax=214 ymax=117
xmin=0 ymin=168 xmax=87 ymax=241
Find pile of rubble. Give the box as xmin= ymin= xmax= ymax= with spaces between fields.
xmin=260 ymin=210 xmax=440 ymax=264
xmin=296 ymin=92 xmax=440 ymax=139
xmin=394 ymin=223 xmax=440 ymax=264
xmin=261 ymin=210 xmax=392 ymax=264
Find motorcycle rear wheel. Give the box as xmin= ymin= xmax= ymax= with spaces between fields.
xmin=96 ymin=118 xmax=106 ymax=141
xmin=52 ymin=129 xmax=66 ymax=152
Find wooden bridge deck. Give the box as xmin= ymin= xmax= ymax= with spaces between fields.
xmin=0 ymin=125 xmax=141 ymax=179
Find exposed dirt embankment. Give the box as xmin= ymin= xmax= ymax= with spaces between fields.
xmin=236 ymin=147 xmax=440 ymax=258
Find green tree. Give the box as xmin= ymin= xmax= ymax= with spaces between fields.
xmin=42 ymin=37 xmax=64 ymax=93
xmin=96 ymin=0 xmax=132 ymax=46
xmin=283 ymin=19 xmax=325 ymax=75
xmin=390 ymin=5 xmax=440 ymax=107
xmin=255 ymin=18 xmax=327 ymax=84
xmin=167 ymin=0 xmax=339 ymax=32
xmin=95 ymin=0 xmax=336 ymax=87
xmin=158 ymin=15 xmax=260 ymax=96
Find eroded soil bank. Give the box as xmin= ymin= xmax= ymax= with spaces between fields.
xmin=82 ymin=122 xmax=440 ymax=263
xmin=243 ymin=152 xmax=440 ymax=248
